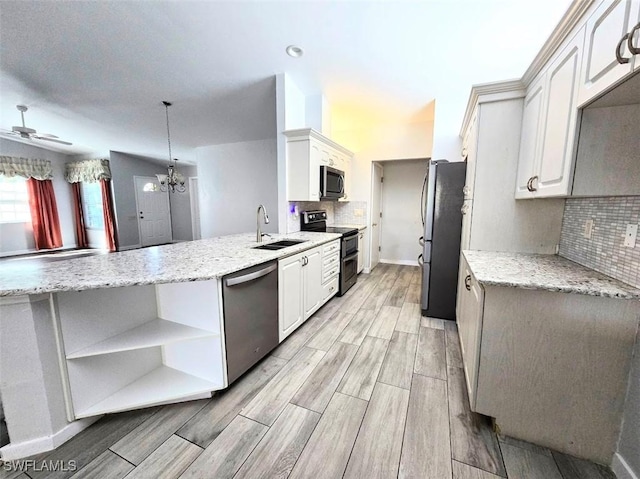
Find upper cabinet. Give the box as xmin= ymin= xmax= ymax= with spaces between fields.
xmin=284 ymin=128 xmax=353 ymax=202
xmin=516 ymin=28 xmax=584 ymax=199
xmin=578 ymin=0 xmax=640 ymax=105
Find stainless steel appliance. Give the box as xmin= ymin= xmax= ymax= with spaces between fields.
xmin=301 ymin=210 xmax=358 ymax=295
xmin=320 ymin=165 xmax=345 ymax=200
xmin=420 ymin=160 xmax=466 ymax=320
xmin=222 ymin=260 xmax=279 ymax=384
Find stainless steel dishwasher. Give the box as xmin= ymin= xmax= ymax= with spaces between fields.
xmin=222 ymin=260 xmax=279 ymax=384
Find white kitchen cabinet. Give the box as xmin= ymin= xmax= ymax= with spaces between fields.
xmin=279 ymin=251 xmax=305 ymax=340
xmin=455 ymin=258 xmax=484 ymax=410
xmin=278 ymin=242 xmax=332 ymax=341
xmin=357 ymin=229 xmax=364 ymax=273
xmin=578 ymin=0 xmax=640 ymax=105
xmin=516 ymin=28 xmax=584 ymax=198
xmin=303 ymin=247 xmax=323 ymax=318
xmin=285 ymin=129 xmax=353 ymax=202
xmin=515 ymin=76 xmax=546 ymax=199
xmin=53 ymin=280 xmax=226 ymax=420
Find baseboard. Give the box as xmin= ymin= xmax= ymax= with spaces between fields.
xmin=118 ymin=243 xmax=142 ymax=251
xmin=380 ymin=259 xmax=419 ymax=267
xmin=0 ymin=416 xmax=100 ymax=461
xmin=612 ymin=453 xmax=639 ymax=479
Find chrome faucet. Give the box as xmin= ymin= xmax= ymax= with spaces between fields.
xmin=256 ymin=204 xmax=270 ymax=242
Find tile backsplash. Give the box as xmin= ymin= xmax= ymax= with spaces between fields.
xmin=287 ymin=201 xmax=368 ymax=233
xmin=559 ymin=196 xmax=640 ymax=288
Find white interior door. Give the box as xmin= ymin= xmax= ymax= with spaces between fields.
xmin=370 ymin=162 xmax=383 ymax=269
xmin=134 ymin=176 xmax=172 ymax=247
xmin=189 ymin=177 xmax=201 ymax=240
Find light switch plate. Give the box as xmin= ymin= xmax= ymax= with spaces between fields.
xmin=623 ymin=224 xmax=638 ymax=248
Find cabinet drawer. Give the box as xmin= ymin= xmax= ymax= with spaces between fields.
xmin=323 ymin=263 xmax=340 ymax=282
xmin=323 ymin=252 xmax=340 ymax=269
xmin=322 ymin=276 xmax=339 ymax=301
xmin=323 ymin=240 xmax=340 ymax=256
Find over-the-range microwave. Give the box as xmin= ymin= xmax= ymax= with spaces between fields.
xmin=320 ymin=165 xmax=345 ymax=200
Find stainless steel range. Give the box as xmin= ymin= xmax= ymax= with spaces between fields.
xmin=301 ymin=210 xmax=358 ymax=296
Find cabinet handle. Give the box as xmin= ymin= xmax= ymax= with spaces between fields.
xmin=526 ymin=177 xmax=533 ymax=192
xmin=461 ymin=147 xmax=468 ymax=159
xmin=530 ymin=175 xmax=538 ymax=192
xmin=629 ymin=23 xmax=640 ymax=55
xmin=461 ymin=203 xmax=469 ymax=215
xmin=462 ymin=185 xmax=471 ymax=196
xmin=616 ymin=33 xmax=631 ymax=64
xmin=464 ymin=275 xmax=471 ymax=291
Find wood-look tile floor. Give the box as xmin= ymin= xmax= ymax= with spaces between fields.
xmin=6 ymin=265 xmax=617 ymax=479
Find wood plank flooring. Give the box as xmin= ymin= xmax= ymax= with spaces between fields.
xmin=6 ymin=265 xmax=616 ymax=479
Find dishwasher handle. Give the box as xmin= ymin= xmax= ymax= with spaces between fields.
xmin=225 ymin=263 xmax=278 ymax=287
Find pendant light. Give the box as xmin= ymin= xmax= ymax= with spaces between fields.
xmin=156 ymin=101 xmax=186 ymax=193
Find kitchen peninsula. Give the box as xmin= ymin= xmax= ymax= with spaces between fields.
xmin=0 ymin=232 xmax=340 ymax=460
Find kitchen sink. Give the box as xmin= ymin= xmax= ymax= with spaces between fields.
xmin=253 ymin=239 xmax=308 ymax=250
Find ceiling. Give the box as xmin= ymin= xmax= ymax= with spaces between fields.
xmin=0 ymin=0 xmax=572 ymax=162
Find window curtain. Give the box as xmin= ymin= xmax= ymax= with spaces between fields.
xmin=0 ymin=156 xmax=53 ymax=180
xmin=64 ymin=159 xmax=111 ymax=183
xmin=26 ymin=178 xmax=62 ymax=250
xmin=71 ymin=182 xmax=89 ymax=249
xmin=100 ymin=179 xmax=118 ymax=252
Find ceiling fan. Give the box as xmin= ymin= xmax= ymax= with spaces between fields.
xmin=2 ymin=105 xmax=72 ymax=145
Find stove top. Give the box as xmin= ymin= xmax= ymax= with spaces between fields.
xmin=300 ymin=210 xmax=358 ymax=237
xmin=326 ymin=226 xmax=359 ymax=236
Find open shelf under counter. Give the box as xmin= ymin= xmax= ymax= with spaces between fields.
xmin=66 ymin=318 xmax=219 ymax=359
xmin=74 ymin=365 xmax=220 ymax=418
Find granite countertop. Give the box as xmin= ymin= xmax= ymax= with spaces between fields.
xmin=463 ymin=250 xmax=640 ymax=300
xmin=0 ymin=232 xmax=341 ymax=297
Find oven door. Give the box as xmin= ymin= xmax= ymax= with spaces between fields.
xmin=339 ymin=252 xmax=358 ymax=296
xmin=341 ymin=233 xmax=358 ymax=257
xmin=320 ymin=166 xmax=345 ymax=200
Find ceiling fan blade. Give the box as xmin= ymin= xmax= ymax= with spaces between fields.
xmin=37 ymin=133 xmax=60 ymax=139
xmin=34 ymin=136 xmax=72 ymax=145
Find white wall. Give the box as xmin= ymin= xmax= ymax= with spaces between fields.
xmin=195 ymin=139 xmax=278 ymax=238
xmin=0 ymin=138 xmax=76 ymax=255
xmin=275 ymin=73 xmax=309 ymax=234
xmin=379 ymin=159 xmax=428 ymax=264
xmin=169 ymin=165 xmax=197 ymax=242
xmin=109 ymin=152 xmax=164 ymax=249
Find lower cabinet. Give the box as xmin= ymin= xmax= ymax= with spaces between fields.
xmin=455 ymin=257 xmax=484 ymax=409
xmin=455 ymin=254 xmax=639 ymax=462
xmin=278 ymin=243 xmax=331 ymax=342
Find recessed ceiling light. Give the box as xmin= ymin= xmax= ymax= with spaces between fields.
xmin=286 ymin=45 xmax=304 ymax=58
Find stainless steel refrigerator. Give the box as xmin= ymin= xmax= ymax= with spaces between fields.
xmin=419 ymin=160 xmax=466 ymax=320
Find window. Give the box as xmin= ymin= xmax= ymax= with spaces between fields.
xmin=81 ymin=182 xmax=104 ymax=229
xmin=0 ymin=175 xmax=31 ymax=223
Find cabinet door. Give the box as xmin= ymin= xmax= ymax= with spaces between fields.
xmin=536 ymin=28 xmax=584 ymax=197
xmin=579 ymin=0 xmax=639 ymax=105
xmin=279 ymin=253 xmax=304 ymax=341
xmin=515 ymin=75 xmax=545 ymax=199
xmin=357 ymin=231 xmax=364 ymax=273
xmin=456 ymin=260 xmax=484 ymax=411
xmin=303 ymin=247 xmax=323 ymax=319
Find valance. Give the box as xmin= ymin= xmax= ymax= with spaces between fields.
xmin=0 ymin=156 xmax=53 ymax=180
xmin=64 ymin=159 xmax=111 ymax=183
